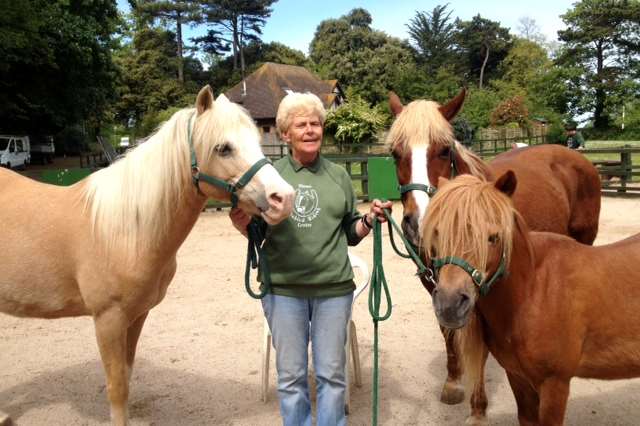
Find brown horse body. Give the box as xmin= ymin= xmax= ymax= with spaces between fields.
xmin=425 ymin=173 xmax=640 ymax=425
xmin=0 ymin=87 xmax=294 ymax=425
xmin=387 ymin=91 xmax=601 ymax=423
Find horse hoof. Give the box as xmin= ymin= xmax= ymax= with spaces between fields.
xmin=465 ymin=414 xmax=488 ymax=426
xmin=0 ymin=411 xmax=12 ymax=426
xmin=440 ymin=382 xmax=465 ymax=405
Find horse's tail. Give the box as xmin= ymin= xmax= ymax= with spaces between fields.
xmin=455 ymin=309 xmax=487 ymax=393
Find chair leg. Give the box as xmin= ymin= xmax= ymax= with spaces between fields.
xmin=350 ymin=320 xmax=362 ymax=387
xmin=345 ymin=320 xmax=351 ymax=415
xmin=262 ymin=323 xmax=271 ymax=403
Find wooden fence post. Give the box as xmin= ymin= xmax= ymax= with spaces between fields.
xmin=620 ymin=145 xmax=632 ymax=193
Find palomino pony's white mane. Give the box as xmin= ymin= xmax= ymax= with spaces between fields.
xmin=386 ymin=100 xmax=488 ymax=177
xmin=83 ymin=99 xmax=257 ymax=254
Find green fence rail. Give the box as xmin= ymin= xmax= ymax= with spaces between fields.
xmin=24 ymin=140 xmax=640 ymax=205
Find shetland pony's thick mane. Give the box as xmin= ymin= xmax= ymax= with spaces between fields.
xmin=423 ymin=174 xmax=517 ymax=394
xmin=422 ymin=174 xmax=516 ymax=274
xmin=83 ymin=108 xmax=195 ymax=254
xmin=386 ymin=100 xmax=453 ymax=153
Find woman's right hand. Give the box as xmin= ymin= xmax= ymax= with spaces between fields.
xmin=229 ymin=207 xmax=251 ymax=237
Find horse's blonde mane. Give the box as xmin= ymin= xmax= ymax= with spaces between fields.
xmin=385 ymin=100 xmax=492 ymax=178
xmin=422 ymin=174 xmax=515 ymax=276
xmin=386 ymin=100 xmax=454 ymax=153
xmin=454 ymin=142 xmax=493 ymax=179
xmin=423 ymin=174 xmax=517 ymax=395
xmin=83 ymin=101 xmax=257 ymax=255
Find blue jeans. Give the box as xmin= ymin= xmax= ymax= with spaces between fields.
xmin=262 ymin=292 xmax=353 ymax=426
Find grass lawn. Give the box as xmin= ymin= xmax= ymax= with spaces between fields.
xmin=583 ymin=140 xmax=640 ymax=164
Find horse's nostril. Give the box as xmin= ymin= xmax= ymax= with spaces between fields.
xmin=458 ymin=293 xmax=470 ymax=309
xmin=269 ymin=193 xmax=283 ymax=204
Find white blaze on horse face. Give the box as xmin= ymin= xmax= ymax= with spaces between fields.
xmin=411 ymin=146 xmax=430 ymax=233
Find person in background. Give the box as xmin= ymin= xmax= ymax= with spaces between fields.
xmin=229 ymin=92 xmax=392 ymax=426
xmin=565 ymin=121 xmax=585 ymax=150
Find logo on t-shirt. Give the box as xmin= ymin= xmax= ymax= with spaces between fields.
xmin=292 ymin=184 xmax=321 ymax=227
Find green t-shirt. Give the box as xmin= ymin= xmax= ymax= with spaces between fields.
xmin=260 ymin=155 xmax=364 ymax=298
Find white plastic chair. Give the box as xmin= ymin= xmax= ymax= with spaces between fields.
xmin=261 ymin=252 xmax=371 ymax=415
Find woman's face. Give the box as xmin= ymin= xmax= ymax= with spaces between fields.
xmin=282 ymin=112 xmax=323 ymax=161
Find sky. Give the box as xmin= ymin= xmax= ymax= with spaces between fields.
xmin=117 ymin=0 xmax=576 ymax=55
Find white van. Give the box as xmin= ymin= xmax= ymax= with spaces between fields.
xmin=0 ymin=135 xmax=31 ymax=169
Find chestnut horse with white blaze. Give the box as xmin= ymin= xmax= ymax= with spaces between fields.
xmin=386 ymin=90 xmax=601 ymax=424
xmin=0 ymin=86 xmax=294 ymax=426
xmin=425 ymin=172 xmax=640 ymax=425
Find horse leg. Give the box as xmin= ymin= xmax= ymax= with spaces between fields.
xmin=439 ymin=326 xmax=465 ymax=404
xmin=126 ymin=312 xmax=149 ymax=382
xmin=506 ymin=372 xmax=539 ymax=426
xmin=537 ymin=377 xmax=570 ymax=426
xmin=466 ymin=344 xmax=489 ymax=425
xmin=94 ymin=308 xmax=130 ymax=426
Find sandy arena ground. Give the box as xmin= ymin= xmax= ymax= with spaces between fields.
xmin=2 ymin=198 xmax=640 ymax=425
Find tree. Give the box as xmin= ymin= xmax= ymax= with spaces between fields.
xmin=455 ymin=15 xmax=512 ymax=89
xmin=310 ymin=9 xmax=416 ymax=104
xmin=517 ymin=16 xmax=547 ymax=45
xmin=134 ymin=0 xmax=202 ymax=84
xmin=490 ymin=95 xmax=529 ymax=126
xmin=407 ymin=4 xmax=456 ymax=73
xmin=197 ymin=0 xmax=276 ymax=76
xmin=113 ymin=27 xmax=187 ymax=128
xmin=0 ymin=0 xmax=119 ymax=138
xmin=558 ymin=0 xmax=640 ymax=129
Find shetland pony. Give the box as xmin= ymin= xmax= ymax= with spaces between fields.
xmin=386 ymin=90 xmax=601 ymax=424
xmin=425 ymin=172 xmax=640 ymax=425
xmin=0 ymin=86 xmax=294 ymax=425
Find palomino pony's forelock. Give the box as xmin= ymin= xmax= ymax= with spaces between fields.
xmin=386 ymin=100 xmax=453 ymax=154
xmin=422 ymin=175 xmax=516 ymax=282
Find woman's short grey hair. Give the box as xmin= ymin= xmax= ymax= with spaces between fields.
xmin=276 ymin=92 xmax=327 ymax=136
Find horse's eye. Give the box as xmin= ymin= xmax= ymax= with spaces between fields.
xmin=488 ymin=234 xmax=500 ymax=245
xmin=215 ymin=143 xmax=233 ymax=157
xmin=438 ymin=147 xmax=451 ymax=159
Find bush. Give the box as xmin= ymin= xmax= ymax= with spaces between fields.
xmin=324 ymin=95 xmax=389 ymax=147
xmin=490 ymin=96 xmax=529 ymax=127
xmin=581 ymin=127 xmax=640 ymax=141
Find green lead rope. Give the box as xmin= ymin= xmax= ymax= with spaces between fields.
xmin=369 ymin=207 xmax=433 ymax=425
xmin=369 ymin=213 xmax=392 ymax=426
xmin=244 ymin=220 xmax=271 ymax=299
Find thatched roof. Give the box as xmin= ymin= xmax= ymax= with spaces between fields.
xmin=225 ymin=62 xmax=342 ymax=120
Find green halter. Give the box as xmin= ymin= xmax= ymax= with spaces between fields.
xmin=431 ymin=253 xmax=507 ymax=297
xmin=398 ymin=142 xmax=460 ymax=197
xmin=187 ymin=114 xmax=271 ymax=208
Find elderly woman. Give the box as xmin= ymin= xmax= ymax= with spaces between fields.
xmin=230 ymin=92 xmax=391 ymax=426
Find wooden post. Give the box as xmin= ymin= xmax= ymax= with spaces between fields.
xmin=620 ymin=145 xmax=632 ymax=193
xmin=361 ymin=160 xmax=368 ymax=200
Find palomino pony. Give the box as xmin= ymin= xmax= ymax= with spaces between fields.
xmin=0 ymin=86 xmax=294 ymax=426
xmin=425 ymin=172 xmax=640 ymax=425
xmin=386 ymin=90 xmax=601 ymax=423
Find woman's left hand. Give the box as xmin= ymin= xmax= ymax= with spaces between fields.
xmin=369 ymin=199 xmax=393 ymax=223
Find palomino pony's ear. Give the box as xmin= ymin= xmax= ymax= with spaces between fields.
xmin=216 ymin=93 xmax=231 ymax=104
xmin=494 ymin=170 xmax=517 ymax=197
xmin=439 ymin=88 xmax=466 ymax=122
xmin=196 ymin=85 xmax=215 ymax=115
xmin=389 ymin=91 xmax=404 ymax=117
